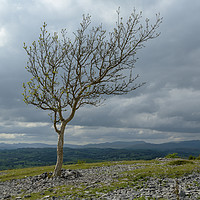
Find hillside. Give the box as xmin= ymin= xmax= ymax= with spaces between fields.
xmin=0 ymin=140 xmax=200 ymax=171
xmin=1 ymin=146 xmax=200 ymax=171
xmin=1 ymin=140 xmax=200 ymax=150
xmin=0 ymin=148 xmax=165 ymax=170
xmin=0 ymin=159 xmax=200 ymax=199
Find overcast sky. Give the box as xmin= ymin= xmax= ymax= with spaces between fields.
xmin=0 ymin=0 xmax=200 ymax=145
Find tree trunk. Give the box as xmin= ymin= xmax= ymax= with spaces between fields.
xmin=53 ymin=128 xmax=65 ymax=176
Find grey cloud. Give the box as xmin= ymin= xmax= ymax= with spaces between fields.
xmin=0 ymin=0 xmax=200 ymax=144
xmin=64 ymin=125 xmax=199 ymax=144
xmin=72 ymin=86 xmax=200 ymax=134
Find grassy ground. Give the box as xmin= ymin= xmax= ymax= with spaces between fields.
xmin=0 ymin=159 xmax=200 ymax=199
xmin=0 ymin=160 xmax=150 ymax=181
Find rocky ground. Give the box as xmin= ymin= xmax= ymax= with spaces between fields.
xmin=0 ymin=160 xmax=200 ymax=200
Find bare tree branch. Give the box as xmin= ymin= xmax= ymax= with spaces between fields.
xmin=22 ymin=9 xmax=162 ymax=176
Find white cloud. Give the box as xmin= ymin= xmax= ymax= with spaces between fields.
xmin=40 ymin=0 xmax=73 ymax=12
xmin=0 ymin=133 xmax=25 ymax=139
xmin=0 ymin=27 xmax=8 ymax=47
xmin=0 ymin=121 xmax=50 ymax=128
xmin=17 ymin=122 xmax=50 ymax=128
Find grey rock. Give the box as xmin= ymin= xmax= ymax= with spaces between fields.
xmin=179 ymin=189 xmax=186 ymax=197
xmin=0 ymin=165 xmax=200 ymax=199
xmin=24 ymin=195 xmax=32 ymax=198
xmin=3 ymin=195 xmax=11 ymax=199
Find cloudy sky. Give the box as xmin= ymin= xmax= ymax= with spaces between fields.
xmin=0 ymin=0 xmax=200 ymax=145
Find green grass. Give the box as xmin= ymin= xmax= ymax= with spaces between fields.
xmin=120 ymin=159 xmax=200 ymax=181
xmin=0 ymin=159 xmax=200 ymax=200
xmin=0 ymin=165 xmax=55 ymax=182
xmin=0 ymin=160 xmax=148 ymax=182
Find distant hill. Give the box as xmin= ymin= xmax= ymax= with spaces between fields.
xmin=0 ymin=143 xmax=56 ymax=149
xmin=80 ymin=140 xmax=200 ymax=150
xmin=82 ymin=141 xmax=146 ymax=149
xmin=1 ymin=140 xmax=200 ymax=150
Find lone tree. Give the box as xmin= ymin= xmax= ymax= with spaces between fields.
xmin=23 ymin=9 xmax=162 ymax=176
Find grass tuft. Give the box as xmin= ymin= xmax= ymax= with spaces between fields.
xmin=167 ymin=159 xmax=194 ymax=166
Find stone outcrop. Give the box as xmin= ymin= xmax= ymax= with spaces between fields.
xmin=0 ymin=163 xmax=200 ymax=199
